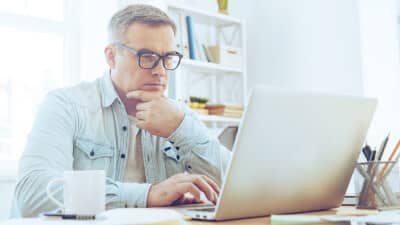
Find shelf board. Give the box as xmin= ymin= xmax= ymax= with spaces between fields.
xmin=199 ymin=115 xmax=241 ymax=124
xmin=179 ymin=59 xmax=242 ymax=74
xmin=168 ymin=3 xmax=241 ymax=26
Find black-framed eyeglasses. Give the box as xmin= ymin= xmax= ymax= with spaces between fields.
xmin=114 ymin=42 xmax=183 ymax=71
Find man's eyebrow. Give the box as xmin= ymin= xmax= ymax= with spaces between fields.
xmin=165 ymin=51 xmax=179 ymax=55
xmin=137 ymin=48 xmax=156 ymax=53
xmin=137 ymin=48 xmax=177 ymax=55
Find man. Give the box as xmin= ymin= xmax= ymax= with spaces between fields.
xmin=11 ymin=4 xmax=231 ymax=217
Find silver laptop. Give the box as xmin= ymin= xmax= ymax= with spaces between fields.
xmin=184 ymin=85 xmax=377 ymax=221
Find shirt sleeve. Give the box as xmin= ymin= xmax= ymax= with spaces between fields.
xmin=13 ymin=91 xmax=76 ymax=217
xmin=167 ymin=103 xmax=232 ymax=186
xmin=105 ymin=179 xmax=152 ymax=208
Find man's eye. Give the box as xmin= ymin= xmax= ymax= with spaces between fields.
xmin=141 ymin=54 xmax=158 ymax=61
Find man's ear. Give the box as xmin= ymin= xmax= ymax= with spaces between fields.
xmin=104 ymin=46 xmax=116 ymax=69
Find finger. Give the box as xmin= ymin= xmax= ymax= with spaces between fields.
xmin=175 ymin=174 xmax=217 ymax=204
xmin=172 ymin=196 xmax=185 ymax=206
xmin=183 ymin=196 xmax=203 ymax=205
xmin=192 ymin=177 xmax=217 ymax=204
xmin=136 ymin=102 xmax=152 ymax=111
xmin=126 ymin=90 xmax=162 ymax=102
xmin=135 ymin=111 xmax=147 ymax=120
xmin=201 ymin=175 xmax=220 ymax=195
xmin=135 ymin=118 xmax=146 ymax=129
xmin=172 ymin=195 xmax=201 ymax=205
xmin=176 ymin=183 xmax=202 ymax=203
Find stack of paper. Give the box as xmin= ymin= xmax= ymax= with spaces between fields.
xmin=97 ymin=208 xmax=186 ymax=225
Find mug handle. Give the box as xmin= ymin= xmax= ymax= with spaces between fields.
xmin=46 ymin=178 xmax=65 ymax=210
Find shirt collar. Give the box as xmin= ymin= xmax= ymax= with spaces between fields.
xmin=100 ymin=70 xmax=121 ymax=108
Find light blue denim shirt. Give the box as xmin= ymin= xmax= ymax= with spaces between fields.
xmin=11 ymin=72 xmax=231 ymax=217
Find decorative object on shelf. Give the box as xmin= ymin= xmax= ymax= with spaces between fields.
xmin=189 ymin=96 xmax=208 ymax=109
xmin=206 ymin=104 xmax=243 ymax=118
xmin=208 ymin=45 xmax=242 ymax=68
xmin=206 ymin=104 xmax=225 ymax=115
xmin=217 ymin=0 xmax=229 ymax=15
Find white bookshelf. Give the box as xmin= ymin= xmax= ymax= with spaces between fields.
xmin=167 ymin=3 xmax=247 ymax=127
xmin=199 ymin=115 xmax=241 ymax=125
xmin=168 ymin=3 xmax=241 ymax=26
xmin=180 ymin=59 xmax=243 ymax=74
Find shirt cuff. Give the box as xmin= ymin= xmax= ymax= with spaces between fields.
xmin=120 ymin=183 xmax=152 ymax=208
xmin=167 ymin=113 xmax=210 ymax=148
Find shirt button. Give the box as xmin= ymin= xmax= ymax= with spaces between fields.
xmin=176 ymin=155 xmax=180 ymax=160
xmin=175 ymin=146 xmax=180 ymax=151
xmin=122 ymin=126 xmax=127 ymax=131
xmin=186 ymin=165 xmax=192 ymax=170
xmin=90 ymin=150 xmax=95 ymax=157
xmin=120 ymin=153 xmax=126 ymax=159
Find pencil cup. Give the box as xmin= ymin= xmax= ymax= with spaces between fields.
xmin=354 ymin=161 xmax=400 ymax=210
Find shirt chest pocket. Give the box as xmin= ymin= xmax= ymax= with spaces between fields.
xmin=73 ymin=138 xmax=114 ymax=171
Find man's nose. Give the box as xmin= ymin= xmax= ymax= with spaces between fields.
xmin=151 ymin=60 xmax=166 ymax=77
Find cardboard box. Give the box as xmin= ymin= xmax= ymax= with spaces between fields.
xmin=208 ymin=45 xmax=242 ymax=68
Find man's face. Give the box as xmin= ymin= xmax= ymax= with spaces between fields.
xmin=109 ymin=23 xmax=175 ymax=94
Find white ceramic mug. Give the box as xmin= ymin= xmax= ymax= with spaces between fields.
xmin=46 ymin=170 xmax=105 ymax=215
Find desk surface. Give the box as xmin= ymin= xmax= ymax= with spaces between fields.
xmin=186 ymin=207 xmax=377 ymax=225
xmin=0 ymin=207 xmax=377 ymax=225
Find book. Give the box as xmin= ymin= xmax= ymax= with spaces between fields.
xmin=202 ymin=44 xmax=215 ymax=63
xmin=223 ymin=112 xmax=242 ymax=118
xmin=206 ymin=104 xmax=225 ymax=115
xmin=178 ymin=14 xmax=190 ymax=58
xmin=225 ymin=105 xmax=244 ymax=111
xmin=195 ymin=37 xmax=207 ymax=62
xmin=185 ymin=16 xmax=196 ymax=60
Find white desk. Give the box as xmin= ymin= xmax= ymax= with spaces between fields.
xmin=0 ymin=207 xmax=378 ymax=225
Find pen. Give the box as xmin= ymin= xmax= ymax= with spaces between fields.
xmin=61 ymin=214 xmax=96 ymax=220
xmin=376 ymin=133 xmax=390 ymax=161
xmin=362 ymin=145 xmax=371 ymax=161
xmin=43 ymin=212 xmax=96 ymax=220
xmin=370 ymin=150 xmax=376 ymax=161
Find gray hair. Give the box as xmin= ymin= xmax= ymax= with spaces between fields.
xmin=108 ymin=4 xmax=176 ymax=43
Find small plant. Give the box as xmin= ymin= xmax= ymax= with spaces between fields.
xmin=189 ymin=96 xmax=208 ymax=109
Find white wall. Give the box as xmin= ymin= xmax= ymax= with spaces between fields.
xmin=230 ymin=0 xmax=400 ymax=150
xmin=358 ymin=0 xmax=400 ymax=148
xmin=79 ymin=0 xmax=118 ymax=82
xmin=230 ymin=0 xmax=363 ymax=95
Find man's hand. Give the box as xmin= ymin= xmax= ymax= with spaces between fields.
xmin=127 ymin=90 xmax=184 ymax=138
xmin=147 ymin=173 xmax=220 ymax=207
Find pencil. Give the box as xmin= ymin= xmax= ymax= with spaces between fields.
xmin=378 ymin=139 xmax=400 ymax=179
xmin=388 ymin=139 xmax=400 ymax=161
